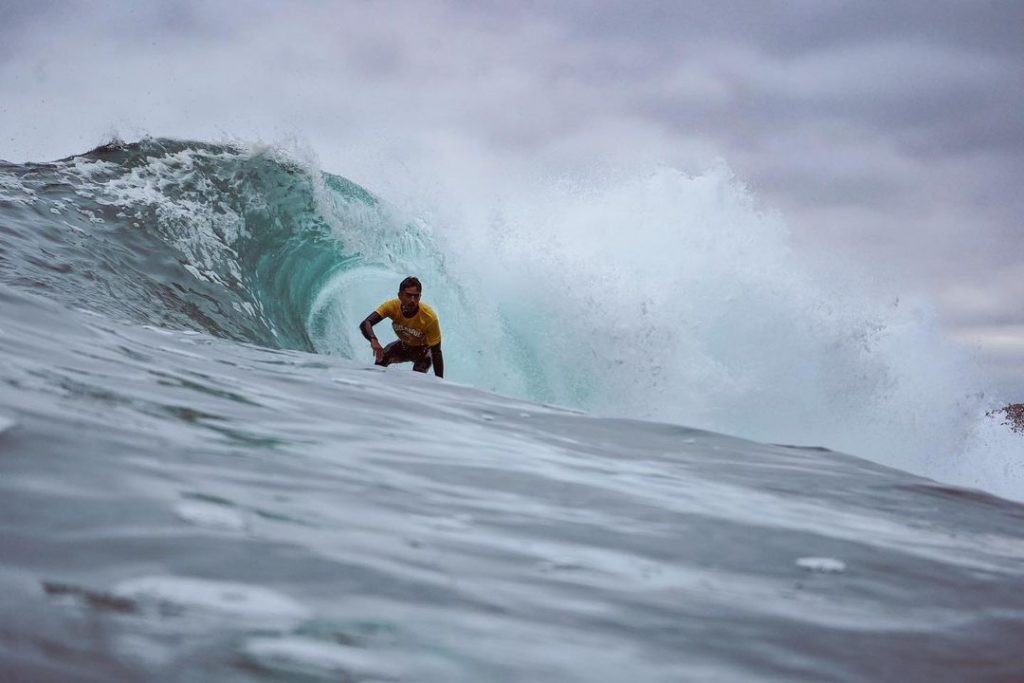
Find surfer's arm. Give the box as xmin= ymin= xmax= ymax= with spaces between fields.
xmin=429 ymin=343 xmax=444 ymax=378
xmin=359 ymin=311 xmax=384 ymax=341
xmin=359 ymin=312 xmax=385 ymax=361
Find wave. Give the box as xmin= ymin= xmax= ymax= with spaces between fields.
xmin=0 ymin=137 xmax=424 ymax=351
xmin=0 ymin=137 xmax=1019 ymax=500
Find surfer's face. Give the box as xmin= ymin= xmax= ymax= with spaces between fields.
xmin=398 ymin=286 xmax=421 ymax=316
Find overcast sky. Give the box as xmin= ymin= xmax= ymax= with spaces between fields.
xmin=2 ymin=0 xmax=1022 ymax=395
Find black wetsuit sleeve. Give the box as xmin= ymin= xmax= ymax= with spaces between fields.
xmin=429 ymin=343 xmax=444 ymax=378
xmin=359 ymin=312 xmax=384 ymax=341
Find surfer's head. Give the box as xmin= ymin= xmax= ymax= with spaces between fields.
xmin=398 ymin=276 xmax=422 ymax=316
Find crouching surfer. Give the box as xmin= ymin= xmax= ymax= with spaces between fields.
xmin=359 ymin=276 xmax=444 ymax=378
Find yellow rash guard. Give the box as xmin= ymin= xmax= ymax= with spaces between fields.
xmin=374 ymin=298 xmax=442 ymax=347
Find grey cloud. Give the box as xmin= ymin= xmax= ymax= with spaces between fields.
xmin=507 ymin=1 xmax=1024 ymax=60
xmin=0 ymin=0 xmax=63 ymax=63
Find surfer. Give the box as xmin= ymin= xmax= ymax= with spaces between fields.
xmin=359 ymin=276 xmax=444 ymax=378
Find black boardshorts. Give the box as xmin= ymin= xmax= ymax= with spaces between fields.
xmin=376 ymin=340 xmax=432 ymax=373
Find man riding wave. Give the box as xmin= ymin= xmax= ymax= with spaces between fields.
xmin=359 ymin=276 xmax=444 ymax=378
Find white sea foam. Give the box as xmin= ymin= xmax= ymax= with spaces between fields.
xmin=0 ymin=171 xmax=36 ymax=203
xmin=65 ymin=157 xmax=118 ymax=180
xmin=174 ymin=500 xmax=248 ymax=531
xmin=796 ymin=557 xmax=847 ymax=573
xmin=92 ymin=148 xmax=248 ymax=285
xmin=113 ymin=575 xmax=310 ymax=625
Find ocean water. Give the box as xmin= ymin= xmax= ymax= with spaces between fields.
xmin=1 ymin=139 xmax=1023 ymax=682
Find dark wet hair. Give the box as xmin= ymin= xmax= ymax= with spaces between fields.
xmin=399 ymin=276 xmax=422 ymax=292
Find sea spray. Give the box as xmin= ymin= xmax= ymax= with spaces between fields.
xmin=0 ymin=138 xmax=1018 ymax=500
xmin=353 ymin=159 xmax=1020 ymax=499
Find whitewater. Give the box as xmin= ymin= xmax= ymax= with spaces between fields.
xmin=1 ymin=138 xmax=1022 ymax=682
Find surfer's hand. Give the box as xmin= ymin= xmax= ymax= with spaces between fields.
xmin=370 ymin=338 xmax=383 ymax=362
